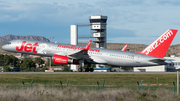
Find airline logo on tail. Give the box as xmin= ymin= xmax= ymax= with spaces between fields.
xmin=139 ymin=29 xmax=178 ymax=58
xmin=142 ymin=30 xmax=173 ymax=55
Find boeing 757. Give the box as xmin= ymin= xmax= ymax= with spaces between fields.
xmin=2 ymin=29 xmax=178 ymax=72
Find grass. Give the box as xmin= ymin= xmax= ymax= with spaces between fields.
xmin=0 ymin=87 xmax=179 ymax=101
xmin=0 ymin=73 xmax=179 ymax=100
xmin=0 ymin=73 xmax=178 ymax=92
xmin=0 ymin=74 xmax=177 ymax=85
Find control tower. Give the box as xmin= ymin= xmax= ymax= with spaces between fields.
xmin=89 ymin=15 xmax=107 ymax=48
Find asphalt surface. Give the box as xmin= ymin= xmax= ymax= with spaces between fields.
xmin=0 ymin=72 xmax=178 ymax=74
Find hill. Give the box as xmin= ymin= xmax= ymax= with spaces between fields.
xmin=0 ymin=35 xmax=49 ymax=44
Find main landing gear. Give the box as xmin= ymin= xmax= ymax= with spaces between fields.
xmin=78 ymin=63 xmax=94 ymax=72
xmin=78 ymin=68 xmax=94 ymax=72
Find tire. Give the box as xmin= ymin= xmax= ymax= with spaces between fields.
xmin=83 ymin=68 xmax=86 ymax=72
xmin=78 ymin=68 xmax=82 ymax=72
xmin=86 ymin=68 xmax=89 ymax=72
xmin=90 ymin=68 xmax=94 ymax=72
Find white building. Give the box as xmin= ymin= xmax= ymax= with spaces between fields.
xmin=70 ymin=25 xmax=78 ymax=71
xmin=93 ymin=68 xmax=111 ymax=72
xmin=134 ymin=56 xmax=180 ymax=72
xmin=134 ymin=65 xmax=166 ymax=72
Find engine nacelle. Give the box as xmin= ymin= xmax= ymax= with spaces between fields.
xmin=52 ymin=54 xmax=74 ymax=64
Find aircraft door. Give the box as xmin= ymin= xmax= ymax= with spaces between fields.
xmin=135 ymin=55 xmax=141 ymax=63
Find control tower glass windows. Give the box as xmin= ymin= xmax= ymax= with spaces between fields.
xmin=90 ymin=19 xmax=107 ymax=23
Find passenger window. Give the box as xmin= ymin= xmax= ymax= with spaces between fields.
xmin=178 ymin=62 xmax=180 ymax=66
xmin=7 ymin=42 xmax=11 ymax=44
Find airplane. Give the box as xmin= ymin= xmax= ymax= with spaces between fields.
xmin=2 ymin=29 xmax=178 ymax=72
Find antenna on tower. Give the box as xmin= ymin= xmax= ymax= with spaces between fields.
xmin=97 ymin=9 xmax=101 ymax=15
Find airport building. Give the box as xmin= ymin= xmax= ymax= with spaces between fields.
xmin=89 ymin=15 xmax=107 ymax=49
xmin=134 ymin=55 xmax=180 ymax=72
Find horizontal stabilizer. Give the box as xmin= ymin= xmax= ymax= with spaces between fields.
xmin=149 ymin=59 xmax=166 ymax=63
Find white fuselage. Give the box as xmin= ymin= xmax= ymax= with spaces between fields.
xmin=2 ymin=39 xmax=167 ymax=67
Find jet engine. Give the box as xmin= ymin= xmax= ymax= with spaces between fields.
xmin=52 ymin=54 xmax=74 ymax=64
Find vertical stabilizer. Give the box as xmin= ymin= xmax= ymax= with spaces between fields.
xmin=122 ymin=44 xmax=128 ymax=51
xmin=83 ymin=40 xmax=92 ymax=51
xmin=139 ymin=29 xmax=178 ymax=58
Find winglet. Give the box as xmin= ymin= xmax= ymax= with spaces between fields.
xmin=139 ymin=29 xmax=178 ymax=58
xmin=122 ymin=44 xmax=128 ymax=51
xmin=83 ymin=40 xmax=92 ymax=51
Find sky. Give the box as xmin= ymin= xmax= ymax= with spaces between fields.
xmin=0 ymin=0 xmax=180 ymax=45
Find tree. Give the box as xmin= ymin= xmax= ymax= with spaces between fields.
xmin=0 ymin=54 xmax=20 ymax=67
xmin=9 ymin=55 xmax=20 ymax=67
xmin=20 ymin=58 xmax=35 ymax=71
xmin=36 ymin=67 xmax=48 ymax=72
xmin=165 ymin=53 xmax=171 ymax=57
xmin=106 ymin=65 xmax=112 ymax=68
xmin=34 ymin=57 xmax=45 ymax=68
xmin=4 ymin=65 xmax=10 ymax=72
xmin=0 ymin=54 xmax=4 ymax=66
xmin=45 ymin=61 xmax=62 ymax=67
xmin=91 ymin=64 xmax=96 ymax=68
xmin=63 ymin=65 xmax=71 ymax=72
xmin=4 ymin=54 xmax=11 ymax=66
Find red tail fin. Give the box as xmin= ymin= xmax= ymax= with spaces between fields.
xmin=83 ymin=40 xmax=92 ymax=51
xmin=122 ymin=44 xmax=128 ymax=51
xmin=139 ymin=29 xmax=178 ymax=58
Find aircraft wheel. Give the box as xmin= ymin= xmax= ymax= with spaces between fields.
xmin=86 ymin=68 xmax=89 ymax=72
xmin=78 ymin=68 xmax=82 ymax=72
xmin=90 ymin=68 xmax=94 ymax=72
xmin=83 ymin=68 xmax=86 ymax=72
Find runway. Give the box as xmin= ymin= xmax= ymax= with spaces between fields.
xmin=0 ymin=72 xmax=178 ymax=74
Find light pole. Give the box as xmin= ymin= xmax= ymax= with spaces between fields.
xmin=176 ymin=67 xmax=180 ymax=95
xmin=47 ymin=37 xmax=54 ymax=70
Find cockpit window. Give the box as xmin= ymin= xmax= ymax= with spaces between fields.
xmin=7 ymin=42 xmax=11 ymax=44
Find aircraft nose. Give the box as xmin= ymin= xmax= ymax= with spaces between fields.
xmin=2 ymin=45 xmax=6 ymax=50
xmin=2 ymin=45 xmax=5 ymax=49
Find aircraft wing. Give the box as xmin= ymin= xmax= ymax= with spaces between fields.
xmin=68 ymin=40 xmax=92 ymax=62
xmin=68 ymin=50 xmax=88 ymax=59
xmin=90 ymin=56 xmax=107 ymax=64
